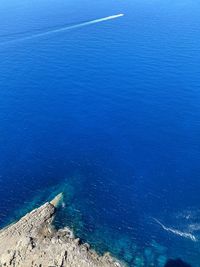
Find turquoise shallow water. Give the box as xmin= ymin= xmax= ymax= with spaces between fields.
xmin=0 ymin=0 xmax=200 ymax=266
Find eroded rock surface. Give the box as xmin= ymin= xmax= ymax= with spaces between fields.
xmin=0 ymin=194 xmax=122 ymax=267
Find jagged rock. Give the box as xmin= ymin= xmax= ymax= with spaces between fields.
xmin=0 ymin=193 xmax=123 ymax=267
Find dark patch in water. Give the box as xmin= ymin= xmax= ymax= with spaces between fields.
xmin=165 ymin=259 xmax=192 ymax=267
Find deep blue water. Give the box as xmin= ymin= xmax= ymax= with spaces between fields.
xmin=0 ymin=0 xmax=200 ymax=266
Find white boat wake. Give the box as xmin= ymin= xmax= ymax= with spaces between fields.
xmin=153 ymin=218 xmax=198 ymax=242
xmin=0 ymin=14 xmax=124 ymax=46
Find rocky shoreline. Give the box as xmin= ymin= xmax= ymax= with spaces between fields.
xmin=0 ymin=193 xmax=123 ymax=267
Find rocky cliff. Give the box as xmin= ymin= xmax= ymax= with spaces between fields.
xmin=0 ymin=193 xmax=123 ymax=267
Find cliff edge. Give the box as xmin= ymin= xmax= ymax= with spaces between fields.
xmin=0 ymin=193 xmax=122 ymax=267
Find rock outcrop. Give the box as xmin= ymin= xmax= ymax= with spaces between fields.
xmin=0 ymin=193 xmax=122 ymax=267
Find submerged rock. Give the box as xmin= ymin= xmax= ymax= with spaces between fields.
xmin=133 ymin=255 xmax=145 ymax=267
xmin=157 ymin=255 xmax=167 ymax=267
xmin=0 ymin=193 xmax=123 ymax=267
xmin=144 ymin=247 xmax=154 ymax=265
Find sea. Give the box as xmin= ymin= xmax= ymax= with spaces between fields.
xmin=0 ymin=0 xmax=200 ymax=266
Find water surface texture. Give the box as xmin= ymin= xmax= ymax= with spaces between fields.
xmin=0 ymin=0 xmax=200 ymax=266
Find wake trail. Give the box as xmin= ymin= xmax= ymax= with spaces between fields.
xmin=0 ymin=14 xmax=124 ymax=46
xmin=153 ymin=218 xmax=197 ymax=242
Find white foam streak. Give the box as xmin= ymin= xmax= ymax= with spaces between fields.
xmin=153 ymin=218 xmax=197 ymax=242
xmin=1 ymin=14 xmax=124 ymax=46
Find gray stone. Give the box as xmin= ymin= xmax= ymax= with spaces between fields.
xmin=0 ymin=193 xmax=124 ymax=267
